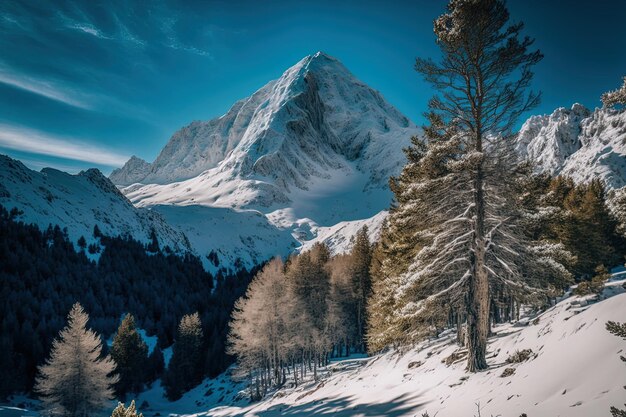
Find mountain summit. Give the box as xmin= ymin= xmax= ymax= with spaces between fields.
xmin=516 ymin=104 xmax=626 ymax=188
xmin=111 ymin=52 xmax=418 ymax=220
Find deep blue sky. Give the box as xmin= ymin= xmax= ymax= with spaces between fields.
xmin=0 ymin=0 xmax=624 ymax=174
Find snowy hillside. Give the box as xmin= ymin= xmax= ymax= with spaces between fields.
xmin=152 ymin=205 xmax=298 ymax=274
xmin=295 ymin=210 xmax=388 ymax=255
xmin=517 ymin=104 xmax=626 ymax=188
xmin=196 ymin=278 xmax=626 ymax=417
xmin=0 ymin=154 xmax=191 ymax=254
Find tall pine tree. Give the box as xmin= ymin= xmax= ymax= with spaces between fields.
xmin=349 ymin=226 xmax=373 ymax=352
xmin=163 ymin=312 xmax=204 ymax=400
xmin=367 ymin=0 xmax=571 ymax=371
xmin=110 ymin=314 xmax=149 ymax=398
xmin=413 ymin=0 xmax=544 ymax=371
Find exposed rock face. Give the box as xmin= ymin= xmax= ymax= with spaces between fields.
xmin=110 ymin=52 xmax=418 ymax=211
xmin=516 ymin=104 xmax=626 ymax=189
xmin=109 ymin=156 xmax=151 ymax=186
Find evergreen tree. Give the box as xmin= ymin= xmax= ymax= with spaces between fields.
xmin=287 ymin=243 xmax=331 ymax=354
xmin=607 ymin=321 xmax=626 ymax=416
xmin=565 ymin=179 xmax=622 ymax=276
xmin=110 ymin=314 xmax=149 ymax=397
xmin=367 ymin=140 xmax=432 ymax=352
xmin=111 ymin=400 xmax=143 ymax=417
xmin=611 ymin=187 xmax=626 ymax=239
xmin=35 ymin=303 xmax=118 ymax=417
xmin=349 ymin=226 xmax=373 ymax=352
xmin=146 ymin=229 xmax=159 ymax=253
xmin=146 ymin=347 xmax=165 ymax=384
xmin=329 ymin=255 xmax=351 ymax=349
xmin=163 ymin=313 xmax=204 ymax=400
xmin=402 ymin=0 xmax=547 ymax=371
xmin=601 ymin=76 xmax=626 ymax=108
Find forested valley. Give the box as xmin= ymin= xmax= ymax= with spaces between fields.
xmin=0 ymin=204 xmax=258 ymax=399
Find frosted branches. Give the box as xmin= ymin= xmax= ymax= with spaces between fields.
xmin=601 ymin=76 xmax=626 ymax=108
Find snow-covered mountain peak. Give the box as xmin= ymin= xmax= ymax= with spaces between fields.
xmin=105 ymin=53 xmax=419 ymax=270
xmin=516 ymin=104 xmax=625 ymax=188
xmin=109 ymin=155 xmax=152 ymax=186
xmin=113 ymin=53 xmax=418 ymax=216
xmin=516 ymin=104 xmax=591 ymax=170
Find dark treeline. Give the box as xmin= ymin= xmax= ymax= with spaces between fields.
xmin=227 ymin=228 xmax=372 ymax=399
xmin=521 ymin=175 xmax=626 ymax=278
xmin=0 ymin=205 xmax=257 ymax=399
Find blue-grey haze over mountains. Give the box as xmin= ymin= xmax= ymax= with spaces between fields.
xmin=0 ymin=0 xmax=624 ymax=174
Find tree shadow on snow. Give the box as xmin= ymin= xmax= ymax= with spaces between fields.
xmin=234 ymin=392 xmax=428 ymax=417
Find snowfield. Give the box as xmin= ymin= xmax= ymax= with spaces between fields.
xmin=132 ymin=277 xmax=626 ymax=417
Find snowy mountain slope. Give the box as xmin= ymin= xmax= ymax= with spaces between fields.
xmin=0 ymin=154 xmax=191 ymax=253
xmin=151 ymin=205 xmax=298 ymax=273
xmin=4 ymin=282 xmax=625 ymax=417
xmin=113 ymin=52 xmax=417 ymax=216
xmin=295 ymin=210 xmax=388 ymax=255
xmin=517 ymin=104 xmax=626 ymax=188
xmin=202 ymin=279 xmax=626 ymax=417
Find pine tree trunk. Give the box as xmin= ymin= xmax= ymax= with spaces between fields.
xmin=467 ymin=159 xmax=490 ymax=372
xmin=455 ymin=308 xmax=465 ymax=347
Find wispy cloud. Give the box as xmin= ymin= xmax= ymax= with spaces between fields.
xmin=58 ymin=8 xmax=211 ymax=57
xmin=0 ymin=124 xmax=129 ymax=166
xmin=0 ymin=62 xmax=153 ymax=122
xmin=165 ymin=37 xmax=212 ymax=57
xmin=66 ymin=22 xmax=113 ymax=40
xmin=0 ymin=65 xmax=93 ymax=110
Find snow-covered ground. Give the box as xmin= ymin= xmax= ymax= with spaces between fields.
xmin=142 ymin=275 xmax=625 ymax=417
xmin=3 ymin=277 xmax=625 ymax=417
xmin=152 ymin=205 xmax=298 ymax=273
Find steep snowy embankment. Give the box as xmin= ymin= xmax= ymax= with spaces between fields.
xmin=206 ymin=281 xmax=626 ymax=417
